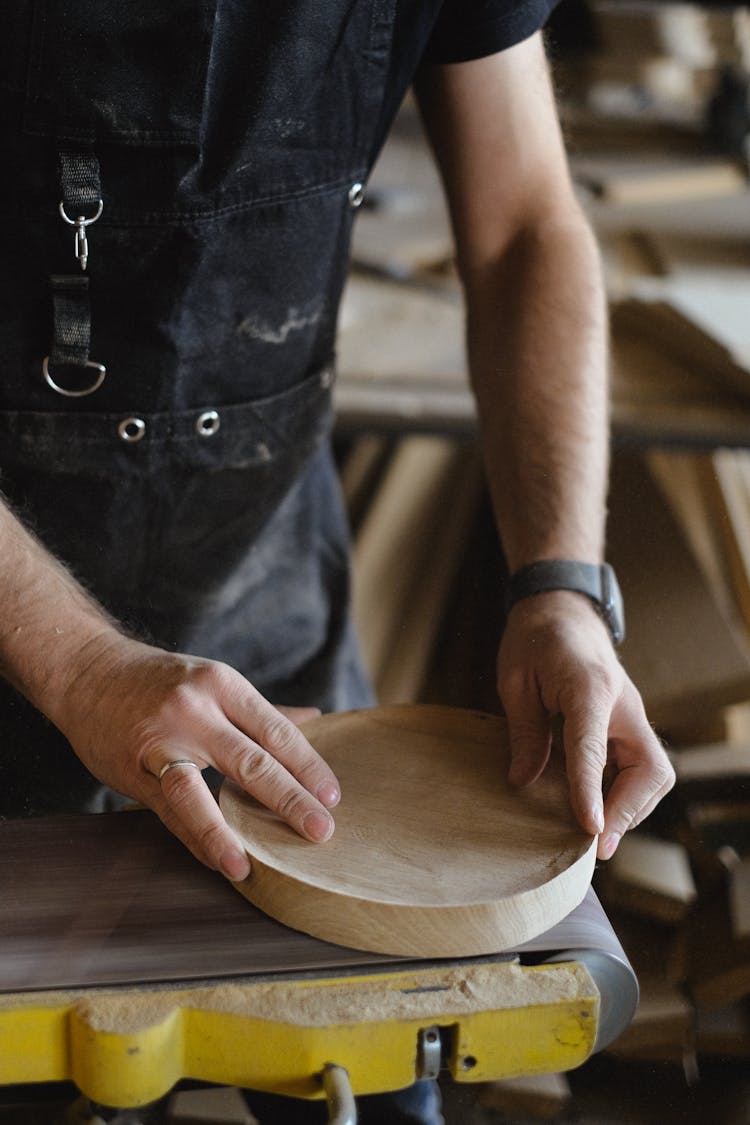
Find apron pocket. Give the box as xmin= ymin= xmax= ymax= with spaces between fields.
xmin=0 ymin=363 xmax=335 ymax=601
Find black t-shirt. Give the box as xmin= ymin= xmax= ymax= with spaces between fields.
xmin=424 ymin=0 xmax=560 ymax=62
xmin=374 ymin=0 xmax=560 ymax=157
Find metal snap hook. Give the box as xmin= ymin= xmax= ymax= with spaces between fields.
xmin=59 ymin=198 xmax=103 ymax=270
xmin=117 ymin=417 xmax=147 ymax=443
xmin=42 ymin=355 xmax=106 ymax=398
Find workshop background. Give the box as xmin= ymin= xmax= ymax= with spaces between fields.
xmin=335 ymin=0 xmax=750 ymax=1121
xmin=4 ymin=1 xmax=750 ymax=1123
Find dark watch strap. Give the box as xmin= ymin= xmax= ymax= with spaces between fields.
xmin=507 ymin=560 xmax=625 ymax=645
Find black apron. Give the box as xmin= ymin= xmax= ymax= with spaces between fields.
xmin=0 ymin=2 xmax=403 ymax=814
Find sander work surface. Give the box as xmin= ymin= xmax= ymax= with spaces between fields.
xmin=0 ymin=809 xmax=400 ymax=994
xmin=221 ymin=705 xmax=597 ymax=957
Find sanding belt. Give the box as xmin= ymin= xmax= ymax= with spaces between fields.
xmin=0 ymin=811 xmax=637 ymax=1052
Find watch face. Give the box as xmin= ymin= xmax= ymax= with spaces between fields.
xmin=600 ymin=564 xmax=625 ymax=645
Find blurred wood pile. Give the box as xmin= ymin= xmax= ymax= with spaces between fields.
xmin=335 ymin=1 xmax=750 ymax=1106
xmin=562 ymin=1 xmax=750 ymax=125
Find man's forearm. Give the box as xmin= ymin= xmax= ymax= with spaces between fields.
xmin=463 ymin=205 xmax=609 ymax=574
xmin=0 ymin=496 xmax=120 ymax=723
xmin=416 ymin=37 xmax=675 ymax=853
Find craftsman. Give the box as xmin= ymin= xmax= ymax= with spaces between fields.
xmin=0 ymin=3 xmax=673 ymax=1120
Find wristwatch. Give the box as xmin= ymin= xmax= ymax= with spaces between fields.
xmin=507 ymin=560 xmax=625 ymax=645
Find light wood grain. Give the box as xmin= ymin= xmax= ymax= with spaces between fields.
xmin=607 ymin=452 xmax=750 ymax=732
xmin=350 ymin=436 xmax=465 ymax=690
xmin=598 ymin=832 xmax=697 ymax=924
xmin=220 ymin=705 xmax=596 ymax=958
xmin=704 ymin=449 xmax=750 ymax=631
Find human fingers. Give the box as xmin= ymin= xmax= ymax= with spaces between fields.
xmin=560 ymin=692 xmax=610 ymax=837
xmin=597 ymin=691 xmax=675 ymax=860
xmin=137 ymin=669 xmax=338 ymax=845
xmin=145 ymin=762 xmax=252 ymax=880
xmin=221 ymin=683 xmax=341 ymax=813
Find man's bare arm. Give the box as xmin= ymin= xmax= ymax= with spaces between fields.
xmin=0 ymin=496 xmax=340 ymax=875
xmin=416 ymin=33 xmax=674 ymax=857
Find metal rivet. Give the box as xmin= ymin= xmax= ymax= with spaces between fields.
xmin=256 ymin=442 xmax=271 ymax=461
xmin=195 ymin=409 xmax=220 ymax=437
xmin=348 ymin=181 xmax=365 ymax=208
xmin=117 ymin=417 xmax=146 ymax=443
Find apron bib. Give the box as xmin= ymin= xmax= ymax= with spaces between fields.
xmin=0 ymin=1 xmax=398 ymax=813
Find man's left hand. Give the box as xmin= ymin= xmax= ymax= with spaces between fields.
xmin=497 ymin=590 xmax=675 ymax=860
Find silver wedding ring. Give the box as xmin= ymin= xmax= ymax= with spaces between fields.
xmin=158 ymin=760 xmax=202 ymax=782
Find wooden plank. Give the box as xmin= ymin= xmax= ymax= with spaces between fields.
xmin=612 ymin=298 xmax=750 ymax=400
xmin=683 ymin=883 xmax=750 ymax=1009
xmin=376 ymin=447 xmax=483 ymax=704
xmin=644 ymin=272 xmax=750 ymax=373
xmin=350 ymin=435 xmax=463 ymax=689
xmin=606 ymin=983 xmax=693 ymax=1061
xmin=600 ymin=915 xmax=692 ymax=1062
xmin=338 ymin=433 xmax=392 ymax=534
xmin=730 ymin=857 xmax=750 ymax=940
xmin=647 ymin=450 xmax=737 ymax=621
xmin=598 ymin=833 xmax=697 ymax=925
xmin=576 ymin=158 xmax=745 ymax=207
xmin=671 ymin=741 xmax=750 ymax=785
xmin=607 ymin=451 xmax=750 ymax=732
xmin=704 ymin=450 xmax=750 ymax=631
xmin=337 ymin=274 xmax=466 ymax=389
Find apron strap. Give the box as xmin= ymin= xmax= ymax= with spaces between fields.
xmin=57 ymin=150 xmax=104 ymax=271
xmin=49 ymin=274 xmax=92 ymax=367
xmin=43 ymin=152 xmax=107 ymax=397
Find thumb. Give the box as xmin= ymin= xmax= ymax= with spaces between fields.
xmin=503 ymin=692 xmax=553 ymax=788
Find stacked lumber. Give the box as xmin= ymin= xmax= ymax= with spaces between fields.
xmin=648 ymin=448 xmax=750 ymax=655
xmin=608 ymin=451 xmax=750 ymax=739
xmin=575 ymin=156 xmax=746 ymax=207
xmin=344 ymin=433 xmax=483 ymax=705
xmin=597 ymin=736 xmax=750 ymax=1071
xmin=564 ymin=125 xmax=750 ymax=1068
xmin=342 ymin=440 xmax=750 ymax=734
xmin=572 ymin=2 xmax=749 ymax=127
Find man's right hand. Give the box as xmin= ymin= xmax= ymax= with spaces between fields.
xmin=0 ymin=484 xmax=340 ymax=881
xmin=54 ymin=634 xmax=341 ymax=880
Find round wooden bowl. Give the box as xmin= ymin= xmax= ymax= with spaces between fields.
xmin=220 ymin=704 xmax=596 ymax=957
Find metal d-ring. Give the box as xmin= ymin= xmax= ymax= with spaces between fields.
xmin=321 ymin=1064 xmax=357 ymax=1125
xmin=42 ymin=355 xmax=106 ymax=398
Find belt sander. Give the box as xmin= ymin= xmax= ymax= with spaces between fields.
xmin=0 ymin=707 xmax=638 ymax=1123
